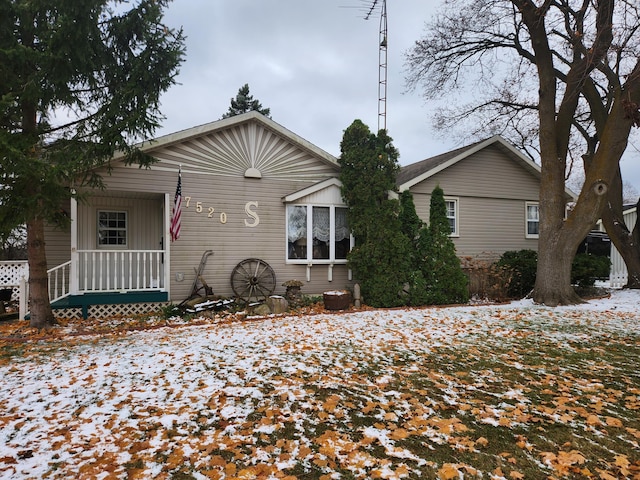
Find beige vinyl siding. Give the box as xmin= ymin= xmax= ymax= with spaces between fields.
xmin=294 ymin=184 xmax=344 ymax=204
xmin=409 ymin=145 xmax=540 ymax=260
xmin=160 ymin=176 xmax=349 ymax=300
xmin=150 ymin=124 xmax=337 ymax=182
xmin=44 ymin=199 xmax=71 ymax=269
xmin=410 ymin=145 xmax=540 ymax=200
xmin=43 ymin=117 xmax=348 ymax=302
xmin=457 ymin=197 xmax=538 ymax=257
xmin=77 ymin=196 xmax=163 ymax=250
xmin=98 ymin=131 xmax=344 ymax=301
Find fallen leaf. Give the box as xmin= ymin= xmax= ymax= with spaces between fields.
xmin=476 ymin=436 xmax=489 ymax=447
xmin=438 ymin=463 xmax=461 ymax=479
xmin=605 ymin=416 xmax=623 ymax=428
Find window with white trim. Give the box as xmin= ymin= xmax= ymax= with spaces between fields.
xmin=97 ymin=210 xmax=128 ymax=247
xmin=445 ymin=198 xmax=459 ymax=236
xmin=287 ymin=205 xmax=350 ymax=262
xmin=526 ymin=202 xmax=539 ymax=237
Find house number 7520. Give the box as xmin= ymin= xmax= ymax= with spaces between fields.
xmin=185 ymin=197 xmax=226 ymax=223
xmin=183 ymin=197 xmax=258 ymax=227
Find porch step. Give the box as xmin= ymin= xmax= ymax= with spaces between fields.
xmin=51 ymin=291 xmax=169 ymax=318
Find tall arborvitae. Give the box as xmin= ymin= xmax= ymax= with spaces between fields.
xmin=338 ymin=120 xmax=412 ymax=307
xmin=399 ymin=190 xmax=424 ymax=242
xmin=398 ymin=190 xmax=432 ymax=306
xmin=423 ymin=185 xmax=469 ymax=304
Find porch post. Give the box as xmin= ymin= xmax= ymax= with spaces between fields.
xmin=70 ymin=193 xmax=79 ymax=294
xmin=19 ymin=276 xmax=28 ymax=320
xmin=164 ymin=193 xmax=171 ymax=296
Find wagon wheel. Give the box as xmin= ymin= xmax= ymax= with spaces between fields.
xmin=230 ymin=258 xmax=276 ymax=303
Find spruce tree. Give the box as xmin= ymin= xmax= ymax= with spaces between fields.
xmin=338 ymin=120 xmax=411 ymax=307
xmin=423 ymin=186 xmax=469 ymax=305
xmin=222 ymin=84 xmax=271 ymax=119
xmin=0 ymin=0 xmax=185 ymax=328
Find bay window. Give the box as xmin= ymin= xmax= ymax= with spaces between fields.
xmin=287 ymin=205 xmax=350 ymax=262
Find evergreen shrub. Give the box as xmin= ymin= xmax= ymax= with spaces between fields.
xmin=496 ymin=250 xmax=611 ymax=297
xmin=422 ymin=186 xmax=469 ymax=305
xmin=496 ymin=249 xmax=538 ymax=298
xmin=338 ymin=120 xmax=411 ymax=308
xmin=348 ymin=232 xmax=412 ymax=308
xmin=571 ymin=253 xmax=610 ymax=287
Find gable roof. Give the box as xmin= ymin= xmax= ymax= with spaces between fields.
xmin=397 ymin=135 xmax=543 ymax=191
xmin=282 ymin=177 xmax=342 ymax=203
xmin=397 ymin=135 xmax=578 ymax=201
xmin=114 ymin=111 xmax=339 ymax=169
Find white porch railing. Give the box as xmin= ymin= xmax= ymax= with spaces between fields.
xmin=48 ymin=261 xmax=71 ymax=303
xmin=77 ymin=250 xmax=165 ymax=292
xmin=4 ymin=251 xmax=166 ymax=319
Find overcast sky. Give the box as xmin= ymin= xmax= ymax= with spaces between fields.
xmin=156 ymin=0 xmax=640 ymax=191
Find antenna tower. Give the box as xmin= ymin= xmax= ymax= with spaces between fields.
xmin=365 ymin=0 xmax=387 ymax=132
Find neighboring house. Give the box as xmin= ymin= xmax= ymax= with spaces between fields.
xmin=42 ymin=112 xmax=352 ymax=318
xmin=598 ymin=205 xmax=638 ymax=287
xmin=397 ymin=135 xmax=576 ymax=262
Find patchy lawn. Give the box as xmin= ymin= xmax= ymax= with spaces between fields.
xmin=0 ymin=291 xmax=639 ymax=479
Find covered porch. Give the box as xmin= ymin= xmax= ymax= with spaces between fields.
xmin=45 ymin=190 xmax=173 ymax=318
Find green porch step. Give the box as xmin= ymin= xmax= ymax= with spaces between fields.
xmin=51 ymin=291 xmax=168 ymax=319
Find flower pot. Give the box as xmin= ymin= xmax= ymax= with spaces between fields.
xmin=323 ymin=290 xmax=352 ymax=310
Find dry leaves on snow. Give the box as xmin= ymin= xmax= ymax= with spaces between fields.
xmin=1 ymin=294 xmax=639 ymax=478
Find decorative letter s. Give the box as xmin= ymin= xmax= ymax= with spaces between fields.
xmin=244 ymin=201 xmax=259 ymax=227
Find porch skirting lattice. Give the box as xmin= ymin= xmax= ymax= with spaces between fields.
xmin=53 ymin=302 xmax=169 ymax=320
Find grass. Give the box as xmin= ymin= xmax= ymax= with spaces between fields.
xmin=0 ymin=304 xmax=639 ymax=479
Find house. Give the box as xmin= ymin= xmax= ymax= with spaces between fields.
xmin=42 ymin=112 xmax=352 ymax=318
xmin=397 ymin=135 xmax=576 ymax=262
xmin=599 ymin=205 xmax=637 ymax=287
xmin=35 ymin=122 xmax=564 ymax=319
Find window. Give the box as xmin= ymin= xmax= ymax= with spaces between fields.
xmin=445 ymin=198 xmax=459 ymax=236
xmin=526 ymin=202 xmax=539 ymax=237
xmin=97 ymin=210 xmax=128 ymax=247
xmin=287 ymin=205 xmax=350 ymax=262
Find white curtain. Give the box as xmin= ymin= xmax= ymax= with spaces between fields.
xmin=312 ymin=207 xmax=330 ymax=242
xmin=335 ymin=208 xmax=349 ymax=241
xmin=287 ymin=206 xmax=307 ymax=242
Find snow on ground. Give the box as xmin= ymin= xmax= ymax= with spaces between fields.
xmin=0 ymin=289 xmax=639 ymax=479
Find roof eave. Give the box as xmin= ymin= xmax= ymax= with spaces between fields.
xmin=282 ymin=177 xmax=342 ymax=203
xmin=113 ymin=111 xmax=340 ymax=170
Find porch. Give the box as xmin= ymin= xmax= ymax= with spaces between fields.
xmin=47 ymin=249 xmax=169 ymax=318
xmin=38 ymin=190 xmax=173 ymax=319
xmin=68 ymin=191 xmax=170 ymax=317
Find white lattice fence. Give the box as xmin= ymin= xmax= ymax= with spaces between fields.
xmin=0 ymin=260 xmax=28 ymax=301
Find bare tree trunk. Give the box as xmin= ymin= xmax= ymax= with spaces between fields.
xmin=533 ymin=230 xmax=584 ymax=306
xmin=27 ymin=216 xmax=56 ymax=329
